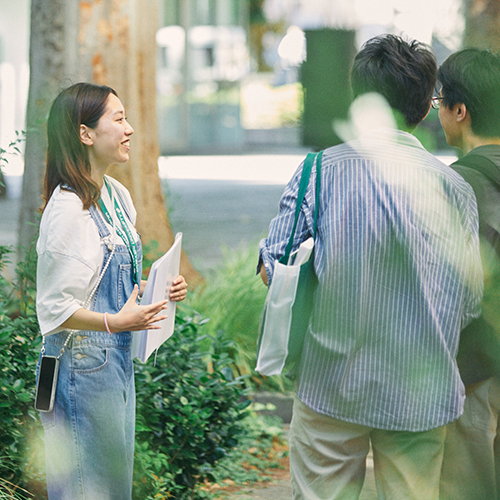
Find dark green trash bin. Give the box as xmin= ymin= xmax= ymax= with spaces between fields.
xmin=301 ymin=29 xmax=357 ymax=151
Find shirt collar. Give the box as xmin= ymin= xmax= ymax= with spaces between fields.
xmin=356 ymin=127 xmax=424 ymax=149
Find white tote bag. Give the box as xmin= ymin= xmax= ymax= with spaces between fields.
xmin=256 ymin=238 xmax=314 ymax=376
xmin=256 ymin=151 xmax=322 ymax=377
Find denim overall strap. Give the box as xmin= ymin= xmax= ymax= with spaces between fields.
xmin=62 ymin=183 xmax=133 ymax=241
xmin=98 ymin=179 xmax=141 ymax=286
xmin=60 ymin=184 xmax=110 ymax=238
xmin=87 ymin=236 xmax=143 ymax=314
xmin=92 ymin=179 xmax=136 ymax=233
xmin=89 ymin=204 xmax=111 ymax=239
xmin=110 ymin=179 xmax=134 ymax=223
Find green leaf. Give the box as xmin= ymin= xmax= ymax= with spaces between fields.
xmin=12 ymin=379 xmax=25 ymax=392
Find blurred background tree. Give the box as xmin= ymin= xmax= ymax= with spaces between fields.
xmin=463 ymin=0 xmax=500 ymax=51
xmin=249 ymin=0 xmax=285 ymax=72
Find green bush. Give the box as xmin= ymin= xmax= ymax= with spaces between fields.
xmin=186 ymin=243 xmax=293 ymax=393
xmin=0 ymin=244 xmax=252 ymax=499
xmin=0 ymin=245 xmax=45 ymax=498
xmin=0 ymin=133 xmax=24 ymax=199
xmin=186 ymin=244 xmax=266 ymax=376
xmin=134 ymin=313 xmax=251 ymax=499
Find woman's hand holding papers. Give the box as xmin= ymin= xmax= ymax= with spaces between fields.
xmin=169 ymin=275 xmax=188 ymax=302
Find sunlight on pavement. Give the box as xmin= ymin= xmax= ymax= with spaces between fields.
xmin=158 ymin=154 xmax=458 ymax=185
xmin=158 ymin=154 xmax=308 ymax=184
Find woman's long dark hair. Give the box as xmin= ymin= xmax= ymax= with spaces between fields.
xmin=41 ymin=82 xmax=118 ymax=211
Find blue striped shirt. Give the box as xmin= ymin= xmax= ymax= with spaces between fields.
xmin=259 ymin=129 xmax=483 ymax=431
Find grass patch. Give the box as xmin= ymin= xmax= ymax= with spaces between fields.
xmin=185 ymin=243 xmax=293 ymax=393
xmin=199 ymin=407 xmax=289 ymax=498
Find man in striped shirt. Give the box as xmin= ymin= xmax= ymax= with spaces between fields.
xmin=259 ymin=35 xmax=483 ymax=499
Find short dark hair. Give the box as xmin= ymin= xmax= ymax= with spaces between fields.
xmin=351 ymin=34 xmax=437 ymax=128
xmin=42 ymin=82 xmax=118 ymax=211
xmin=438 ymin=48 xmax=500 ymax=138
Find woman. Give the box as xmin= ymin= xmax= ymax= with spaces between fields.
xmin=35 ymin=82 xmax=187 ymax=499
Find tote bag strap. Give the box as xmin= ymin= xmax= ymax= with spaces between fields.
xmin=282 ymin=150 xmax=323 ymax=263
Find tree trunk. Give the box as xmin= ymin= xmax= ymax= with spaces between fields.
xmin=19 ymin=0 xmax=67 ymax=252
xmin=463 ymin=0 xmax=500 ymax=51
xmin=21 ymin=0 xmax=202 ymax=286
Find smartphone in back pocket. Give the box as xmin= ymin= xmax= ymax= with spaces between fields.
xmin=35 ymin=356 xmax=59 ymax=412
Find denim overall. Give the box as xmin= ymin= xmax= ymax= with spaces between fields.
xmin=38 ymin=202 xmax=142 ymax=500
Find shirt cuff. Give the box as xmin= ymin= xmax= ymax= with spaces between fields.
xmin=257 ymin=238 xmax=275 ymax=285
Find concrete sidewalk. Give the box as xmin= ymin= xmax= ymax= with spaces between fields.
xmin=1 ymin=152 xmax=308 ymax=275
xmin=219 ymin=479 xmax=292 ymax=499
xmin=219 ymin=455 xmax=378 ymax=499
xmin=0 ymin=195 xmax=20 ymax=248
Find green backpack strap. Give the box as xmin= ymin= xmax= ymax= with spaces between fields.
xmin=453 ymin=153 xmax=500 ymax=188
xmin=282 ymin=151 xmax=323 ymax=263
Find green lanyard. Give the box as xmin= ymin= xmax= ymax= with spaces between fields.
xmin=98 ymin=177 xmax=140 ymax=285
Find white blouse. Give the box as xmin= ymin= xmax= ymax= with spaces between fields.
xmin=36 ymin=176 xmax=139 ymax=336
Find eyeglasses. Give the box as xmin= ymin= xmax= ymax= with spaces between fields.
xmin=431 ymin=96 xmax=444 ymax=110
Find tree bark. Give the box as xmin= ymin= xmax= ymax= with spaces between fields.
xmin=19 ymin=0 xmax=67 ymax=252
xmin=463 ymin=0 xmax=500 ymax=51
xmin=21 ymin=0 xmax=202 ymax=285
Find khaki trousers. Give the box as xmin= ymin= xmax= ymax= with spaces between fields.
xmin=290 ymin=397 xmax=446 ymax=500
xmin=440 ymin=377 xmax=500 ymax=500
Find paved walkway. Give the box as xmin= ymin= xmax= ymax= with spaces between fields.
xmin=0 ymin=150 xmax=457 ymax=275
xmin=1 ymin=152 xmax=308 ymax=275
xmin=0 ymin=195 xmax=20 ymax=248
xmin=220 ymin=453 xmax=378 ymax=499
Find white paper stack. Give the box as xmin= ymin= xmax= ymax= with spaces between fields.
xmin=132 ymin=233 xmax=182 ymax=362
xmin=289 ymin=237 xmax=314 ymax=266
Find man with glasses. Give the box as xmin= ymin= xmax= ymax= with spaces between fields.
xmin=437 ymin=48 xmax=500 ymax=500
xmin=259 ymin=35 xmax=483 ymax=500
